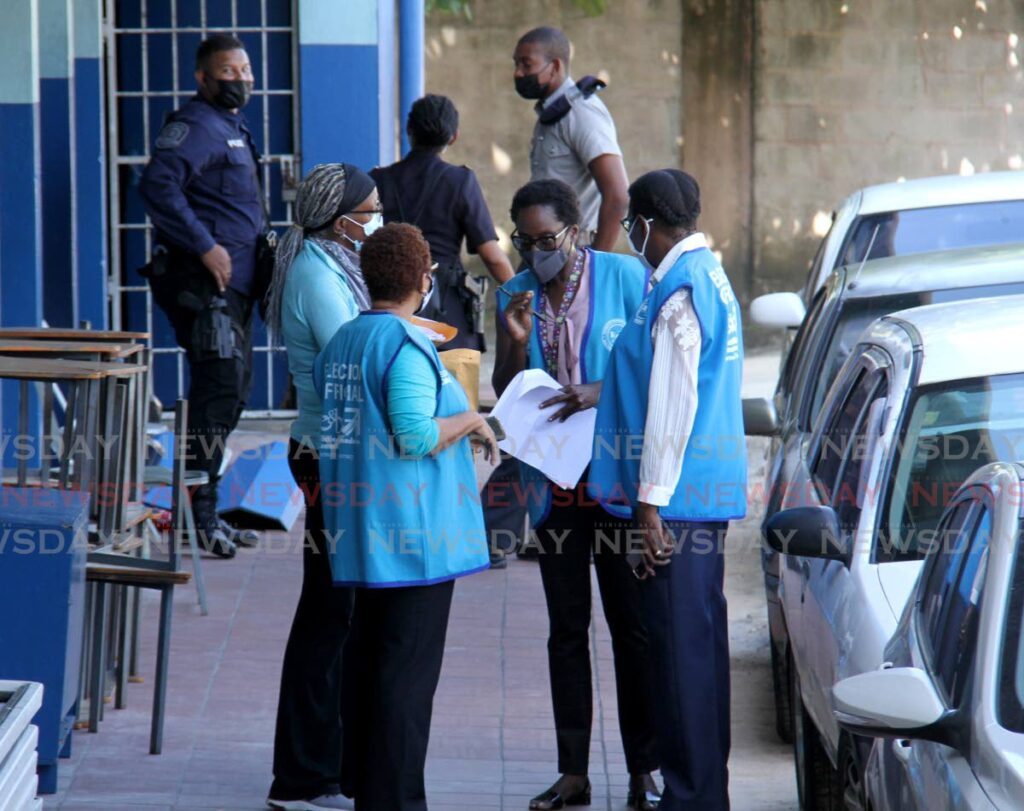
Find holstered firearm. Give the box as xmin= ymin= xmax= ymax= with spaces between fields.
xmin=463 ymin=273 xmax=490 ymax=337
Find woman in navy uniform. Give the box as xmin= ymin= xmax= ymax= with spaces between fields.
xmin=315 ymin=223 xmax=497 ymax=810
xmin=140 ymin=33 xmax=267 ymax=556
xmin=371 ymin=94 xmax=513 ymax=351
xmin=494 ymin=179 xmax=661 ymax=811
xmin=590 ymin=170 xmax=747 ymax=811
xmin=372 ymin=94 xmax=519 ymax=567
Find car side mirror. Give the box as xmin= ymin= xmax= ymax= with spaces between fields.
xmin=750 ymin=292 xmax=806 ymax=329
xmin=832 ymin=667 xmax=958 ymax=747
xmin=763 ymin=505 xmax=849 ymax=561
xmin=743 ymin=397 xmax=779 ymax=437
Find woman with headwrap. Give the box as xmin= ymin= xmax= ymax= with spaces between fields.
xmin=266 ymin=162 xmax=379 ymax=811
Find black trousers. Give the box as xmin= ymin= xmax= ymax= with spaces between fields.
xmin=340 ymin=580 xmax=455 ymax=811
xmin=151 ymin=261 xmax=254 ymax=481
xmin=269 ymin=440 xmax=355 ymax=801
xmin=640 ymin=521 xmax=730 ymax=811
xmin=536 ymin=493 xmax=659 ymax=776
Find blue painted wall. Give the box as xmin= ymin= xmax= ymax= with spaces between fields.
xmin=74 ymin=0 xmax=107 ymax=329
xmin=0 ymin=0 xmax=43 ymax=466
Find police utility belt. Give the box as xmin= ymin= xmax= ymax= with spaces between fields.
xmin=139 ymin=246 xmax=243 ymax=364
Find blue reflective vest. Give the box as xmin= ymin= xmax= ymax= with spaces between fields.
xmin=497 ymin=249 xmax=648 ymax=525
xmin=315 ymin=312 xmax=489 ymax=587
xmin=588 ymin=247 xmax=748 ymax=521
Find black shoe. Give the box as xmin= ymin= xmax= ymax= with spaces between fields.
xmin=489 ymin=550 xmax=508 ymax=569
xmin=218 ymin=518 xmax=259 ymax=548
xmin=627 ymin=774 xmax=661 ymax=810
xmin=528 ymin=778 xmax=591 ymax=810
xmin=197 ymin=526 xmax=237 ymax=558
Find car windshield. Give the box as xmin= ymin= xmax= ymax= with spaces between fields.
xmin=807 ymin=283 xmax=1024 ymax=423
xmin=879 ymin=374 xmax=1024 ymax=564
xmin=838 ymin=200 xmax=1024 ymax=266
xmin=998 ymin=521 xmax=1024 ymax=733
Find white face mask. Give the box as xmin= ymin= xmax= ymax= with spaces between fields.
xmin=342 ymin=211 xmax=384 ymax=251
xmin=627 ymin=216 xmax=654 ymax=270
xmin=414 ymin=274 xmax=436 ymax=316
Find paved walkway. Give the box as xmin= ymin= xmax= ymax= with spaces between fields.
xmin=48 ymin=354 xmax=796 ymax=811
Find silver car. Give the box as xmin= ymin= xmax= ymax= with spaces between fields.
xmin=746 ymin=245 xmax=1024 ymax=746
xmin=763 ymin=294 xmax=1024 ymax=809
xmin=834 ymin=460 xmax=1024 ymax=810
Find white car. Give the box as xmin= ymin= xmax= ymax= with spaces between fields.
xmin=750 ymin=171 xmax=1024 ymax=334
xmin=834 ymin=460 xmax=1024 ymax=810
xmin=763 ymin=294 xmax=1024 ymax=809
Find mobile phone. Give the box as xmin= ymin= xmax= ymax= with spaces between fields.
xmin=626 ymin=550 xmax=647 ymax=579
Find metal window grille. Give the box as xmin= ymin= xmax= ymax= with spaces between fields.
xmin=104 ymin=0 xmax=299 ymax=416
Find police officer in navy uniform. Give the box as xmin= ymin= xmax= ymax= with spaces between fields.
xmin=140 ymin=33 xmax=267 ymax=558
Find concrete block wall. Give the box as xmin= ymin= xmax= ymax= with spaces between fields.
xmin=754 ymin=0 xmax=1024 ymax=292
xmin=423 ymin=0 xmax=685 ymax=265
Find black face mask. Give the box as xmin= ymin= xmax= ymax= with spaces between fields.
xmin=206 ymin=78 xmax=253 ymax=110
xmin=515 ymin=65 xmax=551 ymax=100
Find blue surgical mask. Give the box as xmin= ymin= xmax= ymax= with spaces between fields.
xmin=342 ymin=211 xmax=384 ymax=252
xmin=627 ymin=216 xmax=654 ymax=271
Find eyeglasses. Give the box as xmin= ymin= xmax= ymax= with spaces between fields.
xmin=510 ymin=225 xmax=571 ymax=253
xmin=348 ymin=206 xmax=384 ymax=216
xmin=621 ymin=215 xmax=652 ymax=234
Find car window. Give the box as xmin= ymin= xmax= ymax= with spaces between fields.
xmin=880 ymin=373 xmax=1024 ymax=563
xmin=807 ymin=282 xmax=1024 ymax=430
xmin=997 ymin=518 xmax=1024 ymax=733
xmin=918 ymin=500 xmax=976 ymax=638
xmin=780 ymin=288 xmax=827 ymax=397
xmin=801 ymin=221 xmax=833 ymax=301
xmin=837 ymin=200 xmax=1024 ymax=266
xmin=833 ymin=383 xmax=889 ymax=533
xmin=924 ymin=505 xmax=991 ymax=707
xmin=812 ymin=364 xmax=885 ymax=504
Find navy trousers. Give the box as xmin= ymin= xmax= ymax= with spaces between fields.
xmin=640 ymin=521 xmax=730 ymax=811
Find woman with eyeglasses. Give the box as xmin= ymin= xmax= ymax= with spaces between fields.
xmin=265 ymin=162 xmax=380 ymax=811
xmin=494 ymin=178 xmax=662 ymax=811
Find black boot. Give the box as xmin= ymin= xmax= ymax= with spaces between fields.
xmin=191 ymin=482 xmax=237 ymax=559
xmin=217 ymin=518 xmax=259 ymax=548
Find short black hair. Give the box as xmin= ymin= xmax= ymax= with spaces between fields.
xmin=628 ymin=170 xmax=701 ymax=231
xmin=407 ymin=94 xmax=459 ymax=149
xmin=361 ymin=223 xmax=432 ymax=303
xmin=510 ymin=179 xmax=581 ymax=228
xmin=196 ymin=33 xmax=246 ymax=71
xmin=517 ymin=27 xmax=571 ymax=65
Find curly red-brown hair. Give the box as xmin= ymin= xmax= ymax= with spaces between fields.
xmin=360 ymin=222 xmax=432 ymax=304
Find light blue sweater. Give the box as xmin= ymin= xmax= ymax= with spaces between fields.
xmin=281 ymin=240 xmax=360 ymax=444
xmin=387 ymin=341 xmax=441 ymax=457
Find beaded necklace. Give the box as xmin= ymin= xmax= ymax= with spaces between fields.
xmin=539 ymin=247 xmax=587 ymax=379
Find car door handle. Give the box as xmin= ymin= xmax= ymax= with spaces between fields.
xmin=892 ymin=739 xmax=912 ymax=763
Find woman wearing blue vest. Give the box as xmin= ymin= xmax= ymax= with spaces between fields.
xmin=494 ymin=179 xmax=661 ymax=811
xmin=265 ymin=163 xmax=378 ymax=811
xmin=315 ymin=222 xmax=496 ymax=811
xmin=590 ymin=170 xmax=747 ymax=811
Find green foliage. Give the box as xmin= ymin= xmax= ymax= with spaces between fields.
xmin=426 ymin=0 xmax=607 ymax=19
xmin=426 ymin=0 xmax=473 ymax=19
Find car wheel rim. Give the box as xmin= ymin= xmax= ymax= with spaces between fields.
xmin=842 ymin=750 xmax=866 ymax=811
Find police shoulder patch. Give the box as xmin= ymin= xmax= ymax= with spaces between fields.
xmin=155 ymin=121 xmax=189 ymax=149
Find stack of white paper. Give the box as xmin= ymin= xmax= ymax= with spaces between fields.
xmin=490 ymin=369 xmax=596 ymax=489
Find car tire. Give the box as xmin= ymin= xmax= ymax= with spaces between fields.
xmin=791 ymin=656 xmax=842 ymax=810
xmin=771 ymin=637 xmax=794 ymax=743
